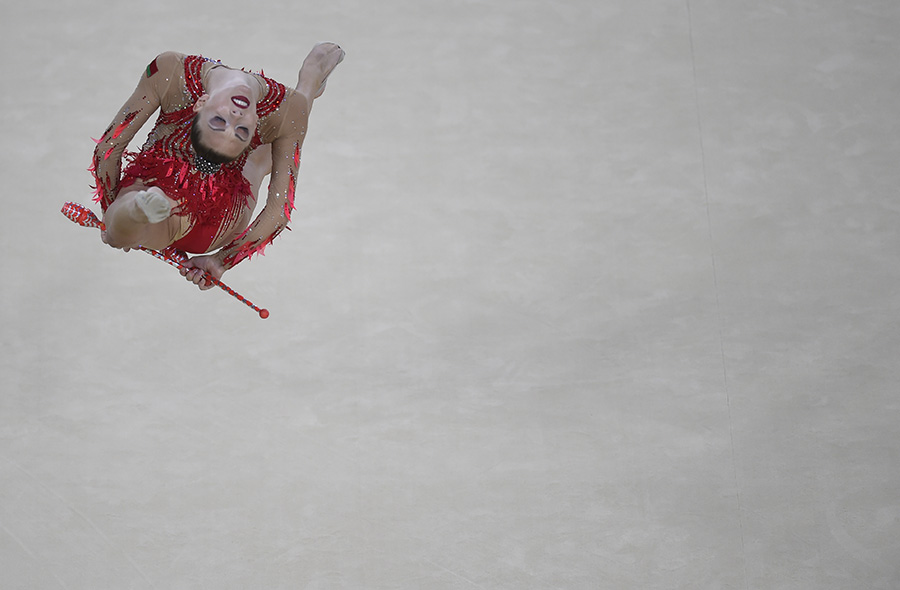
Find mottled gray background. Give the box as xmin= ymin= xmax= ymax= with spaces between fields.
xmin=2 ymin=1 xmax=899 ymax=588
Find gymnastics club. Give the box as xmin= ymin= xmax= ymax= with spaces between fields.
xmin=61 ymin=202 xmax=269 ymax=319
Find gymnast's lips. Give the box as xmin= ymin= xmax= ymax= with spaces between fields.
xmin=232 ymin=96 xmax=250 ymax=109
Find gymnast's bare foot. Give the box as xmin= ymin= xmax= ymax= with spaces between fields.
xmin=297 ymin=42 xmax=345 ymax=100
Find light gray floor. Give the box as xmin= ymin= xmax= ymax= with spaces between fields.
xmin=2 ymin=1 xmax=899 ymax=588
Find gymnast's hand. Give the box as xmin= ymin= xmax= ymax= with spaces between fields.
xmin=180 ymin=253 xmax=225 ymax=291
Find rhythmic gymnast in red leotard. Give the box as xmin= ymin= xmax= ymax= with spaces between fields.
xmin=91 ymin=43 xmax=344 ymax=289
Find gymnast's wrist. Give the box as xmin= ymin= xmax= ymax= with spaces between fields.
xmin=210 ymin=249 xmax=229 ymax=268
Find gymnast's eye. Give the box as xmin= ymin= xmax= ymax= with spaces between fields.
xmin=236 ymin=126 xmax=250 ymax=141
xmin=209 ymin=116 xmax=226 ymax=131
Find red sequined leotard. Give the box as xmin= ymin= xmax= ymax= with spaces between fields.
xmin=90 ymin=52 xmax=307 ymax=268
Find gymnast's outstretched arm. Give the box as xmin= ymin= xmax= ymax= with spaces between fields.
xmin=90 ymin=52 xmax=179 ymax=210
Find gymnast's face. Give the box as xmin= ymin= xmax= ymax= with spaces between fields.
xmin=192 ymin=91 xmax=259 ymax=160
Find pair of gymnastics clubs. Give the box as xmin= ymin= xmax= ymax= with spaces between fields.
xmin=61 ymin=202 xmax=269 ymax=319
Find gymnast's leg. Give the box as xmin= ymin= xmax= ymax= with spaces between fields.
xmin=230 ymin=44 xmax=345 ymax=214
xmin=194 ymin=44 xmax=345 ymax=255
xmin=236 ymin=43 xmax=345 ymax=192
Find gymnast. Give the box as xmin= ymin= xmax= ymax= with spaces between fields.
xmin=92 ymin=42 xmax=344 ymax=289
